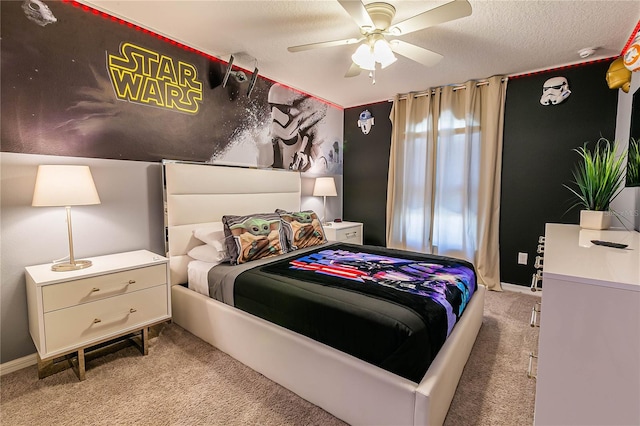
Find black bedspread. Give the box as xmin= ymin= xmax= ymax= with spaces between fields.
xmin=233 ymin=243 xmax=477 ymax=383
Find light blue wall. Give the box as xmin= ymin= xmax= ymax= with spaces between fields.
xmin=0 ymin=153 xmax=165 ymax=363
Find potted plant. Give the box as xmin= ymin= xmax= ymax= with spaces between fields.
xmin=564 ymin=137 xmax=627 ymax=230
xmin=626 ymin=138 xmax=639 ymax=187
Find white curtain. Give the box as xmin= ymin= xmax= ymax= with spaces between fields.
xmin=387 ymin=76 xmax=506 ymax=291
xmin=386 ymin=93 xmax=436 ymax=253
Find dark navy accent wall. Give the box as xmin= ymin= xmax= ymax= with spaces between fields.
xmin=500 ymin=61 xmax=618 ymax=286
xmin=343 ymin=102 xmax=393 ymax=246
xmin=344 ymin=61 xmax=620 ymax=287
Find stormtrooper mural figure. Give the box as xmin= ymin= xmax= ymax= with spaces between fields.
xmin=357 ymin=110 xmax=375 ymax=134
xmin=267 ymin=83 xmax=327 ymax=171
xmin=540 ymin=76 xmax=571 ymax=105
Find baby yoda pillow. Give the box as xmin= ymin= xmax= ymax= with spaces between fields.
xmin=222 ymin=213 xmax=288 ymax=265
xmin=276 ymin=209 xmax=327 ymax=251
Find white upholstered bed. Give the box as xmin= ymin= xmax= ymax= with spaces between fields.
xmin=163 ymin=160 xmax=485 ymax=426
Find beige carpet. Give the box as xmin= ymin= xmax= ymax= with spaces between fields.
xmin=444 ymin=289 xmax=539 ymax=426
xmin=1 ymin=289 xmax=539 ymax=426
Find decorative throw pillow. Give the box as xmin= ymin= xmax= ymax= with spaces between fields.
xmin=276 ymin=209 xmax=327 ymax=251
xmin=222 ymin=213 xmax=287 ymax=265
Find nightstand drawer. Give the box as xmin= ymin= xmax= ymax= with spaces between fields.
xmin=42 ymin=264 xmax=167 ymax=312
xmin=323 ymin=222 xmax=363 ymax=245
xmin=334 ymin=228 xmax=362 ymax=244
xmin=43 ymin=285 xmax=168 ymax=354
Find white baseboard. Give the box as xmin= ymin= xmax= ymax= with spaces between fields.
xmin=501 ymin=282 xmax=541 ymax=297
xmin=0 ymin=353 xmax=37 ymax=376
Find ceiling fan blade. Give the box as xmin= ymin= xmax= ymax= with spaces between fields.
xmin=288 ymin=37 xmax=362 ymax=53
xmin=345 ymin=62 xmax=362 ymax=78
xmin=391 ymin=0 xmax=472 ymax=36
xmin=391 ymin=40 xmax=443 ymax=67
xmin=338 ymin=0 xmax=374 ymax=30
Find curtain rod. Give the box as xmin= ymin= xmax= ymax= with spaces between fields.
xmin=389 ymin=77 xmax=508 ymax=102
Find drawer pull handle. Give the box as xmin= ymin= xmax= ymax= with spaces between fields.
xmin=92 ymin=309 xmax=136 ymax=325
xmin=345 ymin=232 xmax=357 ymax=237
xmin=89 ymin=282 xmax=132 ymax=297
xmin=530 ymin=270 xmax=543 ymax=292
xmin=534 ymin=255 xmax=543 ymax=269
xmin=530 ymin=303 xmax=541 ymax=327
xmin=527 ymin=352 xmax=538 ymax=379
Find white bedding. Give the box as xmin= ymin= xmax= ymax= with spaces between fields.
xmin=187 ymin=260 xmax=219 ymax=296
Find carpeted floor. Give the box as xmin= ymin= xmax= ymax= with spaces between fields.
xmin=0 ymin=289 xmax=540 ymax=426
xmin=444 ymin=289 xmax=540 ymax=426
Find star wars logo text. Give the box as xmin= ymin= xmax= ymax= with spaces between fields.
xmin=107 ymin=42 xmax=203 ymax=114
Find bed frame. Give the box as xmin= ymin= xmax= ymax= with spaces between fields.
xmin=163 ymin=160 xmax=485 ymax=425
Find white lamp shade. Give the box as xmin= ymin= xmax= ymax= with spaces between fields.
xmin=32 ymin=165 xmax=101 ymax=207
xmin=351 ymin=44 xmax=376 ymax=71
xmin=374 ymin=39 xmax=397 ymax=69
xmin=313 ymin=177 xmax=337 ymax=197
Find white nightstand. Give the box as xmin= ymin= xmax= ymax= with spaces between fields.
xmin=323 ymin=221 xmax=363 ymax=245
xmin=25 ymin=250 xmax=170 ymax=380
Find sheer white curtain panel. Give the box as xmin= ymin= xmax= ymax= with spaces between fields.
xmin=386 ymin=76 xmax=506 ymax=291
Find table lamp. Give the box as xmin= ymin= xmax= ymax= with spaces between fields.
xmin=32 ymin=165 xmax=101 ymax=271
xmin=312 ymin=176 xmax=337 ymax=225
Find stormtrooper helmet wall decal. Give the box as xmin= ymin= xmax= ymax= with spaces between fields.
xmin=358 ymin=109 xmax=375 ymax=134
xmin=540 ymin=76 xmax=571 ymax=105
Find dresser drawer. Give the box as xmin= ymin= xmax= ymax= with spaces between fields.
xmin=334 ymin=227 xmax=362 ymax=244
xmin=42 ymin=264 xmax=167 ymax=312
xmin=43 ymin=285 xmax=168 ymax=354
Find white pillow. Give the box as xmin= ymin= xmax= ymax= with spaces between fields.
xmin=193 ymin=223 xmax=226 ymax=249
xmin=188 ymin=244 xmax=228 ymax=263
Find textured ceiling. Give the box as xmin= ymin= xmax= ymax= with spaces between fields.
xmin=80 ymin=0 xmax=640 ymax=108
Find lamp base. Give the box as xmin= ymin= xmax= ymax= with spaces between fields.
xmin=51 ymin=259 xmax=93 ymax=272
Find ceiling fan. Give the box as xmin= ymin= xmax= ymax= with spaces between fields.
xmin=288 ymin=0 xmax=472 ymax=79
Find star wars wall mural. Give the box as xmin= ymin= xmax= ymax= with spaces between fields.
xmin=107 ymin=42 xmax=204 ymax=115
xmin=1 ymin=1 xmax=343 ymax=175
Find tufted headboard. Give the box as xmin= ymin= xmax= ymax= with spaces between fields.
xmin=162 ymin=160 xmax=301 ymax=285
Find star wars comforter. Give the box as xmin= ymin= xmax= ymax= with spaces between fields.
xmin=206 ymin=243 xmax=477 ymax=383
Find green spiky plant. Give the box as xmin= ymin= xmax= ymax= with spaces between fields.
xmin=564 ymin=137 xmax=627 ymax=212
xmin=626 ymin=138 xmax=639 ymax=187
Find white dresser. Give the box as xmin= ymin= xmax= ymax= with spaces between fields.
xmin=25 ymin=250 xmax=171 ymax=380
xmin=323 ymin=221 xmax=363 ymax=244
xmin=534 ymin=224 xmax=640 ymax=425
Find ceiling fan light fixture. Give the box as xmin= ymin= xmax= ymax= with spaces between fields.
xmin=352 ymin=43 xmax=376 ymax=70
xmin=379 ymin=54 xmax=397 ymax=69
xmin=373 ymin=38 xmax=397 ymax=68
xmin=289 ymin=0 xmax=474 ymax=78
